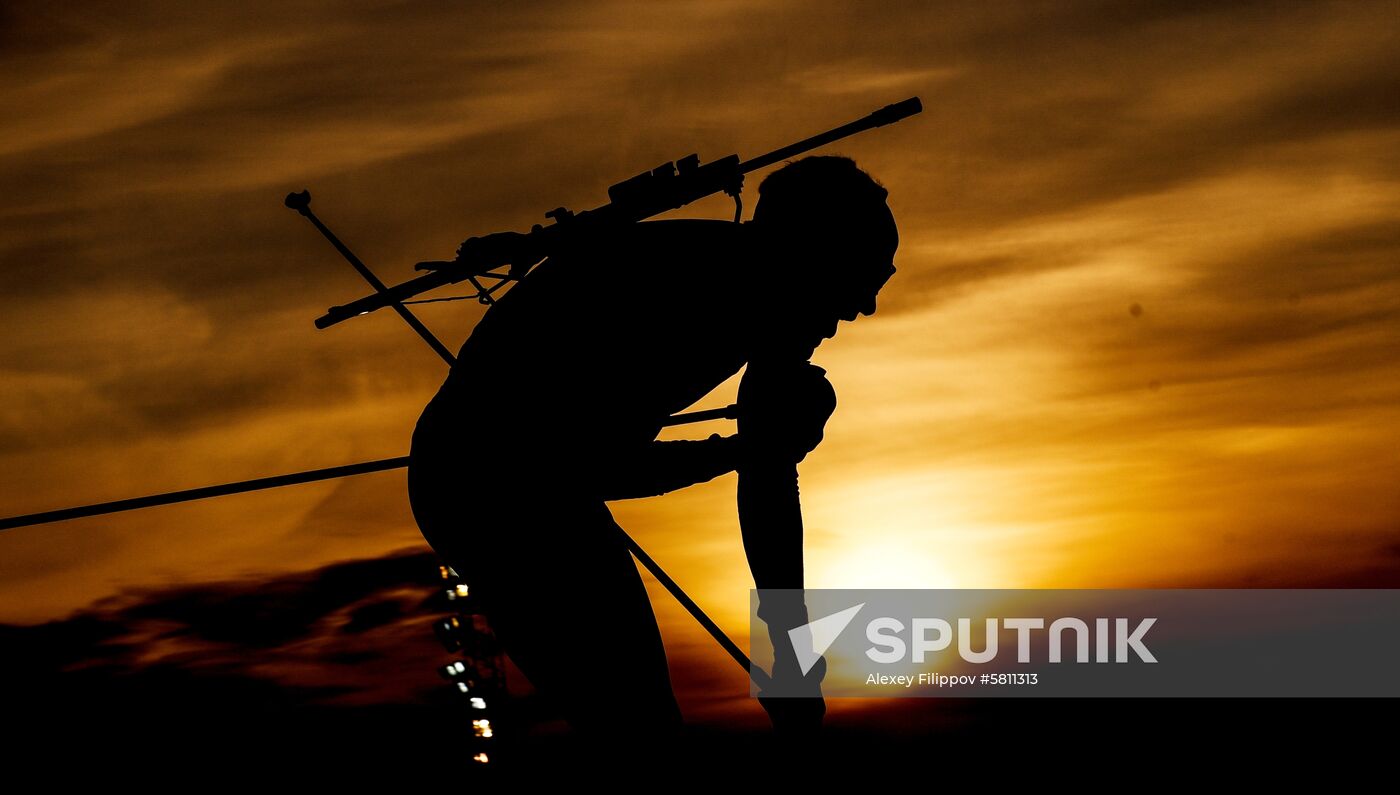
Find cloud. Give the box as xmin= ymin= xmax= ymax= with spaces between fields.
xmin=1 ymin=548 xmax=447 ymax=706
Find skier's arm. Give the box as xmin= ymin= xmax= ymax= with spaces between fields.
xmin=739 ymin=453 xmax=806 ymax=611
xmin=737 ymin=359 xmax=835 ymax=733
xmin=735 ymin=359 xmax=835 ymax=601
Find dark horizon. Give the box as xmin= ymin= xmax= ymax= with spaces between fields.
xmin=4 ymin=546 xmax=1392 ymax=775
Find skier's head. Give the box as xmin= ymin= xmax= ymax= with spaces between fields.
xmin=750 ymin=156 xmax=898 ymax=357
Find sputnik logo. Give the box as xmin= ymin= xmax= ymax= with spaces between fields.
xmin=789 ymin=602 xmax=865 ymax=675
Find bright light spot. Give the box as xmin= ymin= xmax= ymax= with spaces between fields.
xmin=816 ymin=544 xmax=961 ymax=589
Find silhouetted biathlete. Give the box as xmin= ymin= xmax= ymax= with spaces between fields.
xmin=406 ymin=155 xmax=898 ymax=749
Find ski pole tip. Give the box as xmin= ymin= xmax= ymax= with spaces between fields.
xmin=284 ymin=190 xmax=312 ymax=212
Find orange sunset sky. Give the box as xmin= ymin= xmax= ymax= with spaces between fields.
xmin=2 ymin=1 xmax=1398 ymax=728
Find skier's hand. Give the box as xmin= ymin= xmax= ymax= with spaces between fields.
xmin=758 ymin=655 xmax=826 ymax=736
xmin=756 ymin=592 xmax=827 ymax=735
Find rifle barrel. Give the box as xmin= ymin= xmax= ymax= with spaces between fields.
xmin=738 ymin=96 xmax=921 ymax=174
